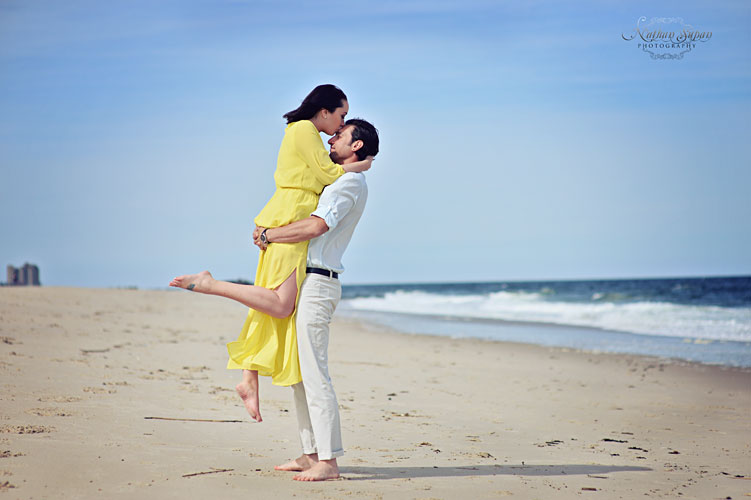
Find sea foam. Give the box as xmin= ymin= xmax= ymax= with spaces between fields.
xmin=342 ymin=289 xmax=751 ymax=342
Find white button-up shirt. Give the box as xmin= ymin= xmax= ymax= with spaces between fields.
xmin=307 ymin=172 xmax=368 ymax=274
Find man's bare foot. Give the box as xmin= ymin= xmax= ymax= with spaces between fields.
xmin=293 ymin=459 xmax=340 ymax=481
xmin=235 ymin=381 xmax=262 ymax=422
xmin=169 ymin=270 xmax=214 ymax=293
xmin=274 ymin=453 xmax=318 ymax=472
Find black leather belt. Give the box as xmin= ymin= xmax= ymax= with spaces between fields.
xmin=306 ymin=267 xmax=338 ymax=279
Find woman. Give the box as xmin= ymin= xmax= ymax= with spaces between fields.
xmin=170 ymin=84 xmax=372 ymax=422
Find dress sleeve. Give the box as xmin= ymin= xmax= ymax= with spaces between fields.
xmin=294 ymin=121 xmax=345 ymax=185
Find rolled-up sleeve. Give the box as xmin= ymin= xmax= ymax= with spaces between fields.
xmin=294 ymin=121 xmax=345 ymax=185
xmin=311 ymin=174 xmax=363 ymax=231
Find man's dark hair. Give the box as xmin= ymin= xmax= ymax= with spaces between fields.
xmin=345 ymin=118 xmax=379 ymax=161
xmin=283 ymin=84 xmax=347 ymax=124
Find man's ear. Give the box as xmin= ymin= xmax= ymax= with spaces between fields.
xmin=350 ymin=139 xmax=364 ymax=152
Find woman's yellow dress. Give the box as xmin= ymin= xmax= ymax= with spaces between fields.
xmin=226 ymin=120 xmax=345 ymax=386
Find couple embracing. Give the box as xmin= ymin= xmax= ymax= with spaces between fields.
xmin=170 ymin=84 xmax=380 ymax=481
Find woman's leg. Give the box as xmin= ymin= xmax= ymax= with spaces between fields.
xmin=169 ymin=270 xmax=299 ymax=422
xmin=236 ymin=369 xmax=262 ymax=422
xmin=169 ymin=270 xmax=298 ymax=318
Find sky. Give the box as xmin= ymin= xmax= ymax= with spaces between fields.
xmin=1 ymin=0 xmax=750 ymax=288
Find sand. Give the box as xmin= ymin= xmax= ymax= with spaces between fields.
xmin=1 ymin=286 xmax=749 ymax=499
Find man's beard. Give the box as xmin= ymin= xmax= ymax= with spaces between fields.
xmin=329 ymin=151 xmax=343 ymax=164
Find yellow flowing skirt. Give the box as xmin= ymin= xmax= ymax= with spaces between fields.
xmin=226 ymin=240 xmax=307 ymax=386
xmin=226 ymin=187 xmax=321 ymax=387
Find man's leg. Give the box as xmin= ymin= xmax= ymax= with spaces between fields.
xmin=293 ymin=273 xmax=343 ymax=481
xmin=275 ymin=382 xmax=319 ymax=471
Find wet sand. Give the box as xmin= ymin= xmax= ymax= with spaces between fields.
xmin=1 ymin=287 xmax=749 ymax=499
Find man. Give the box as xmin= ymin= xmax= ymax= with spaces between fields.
xmin=253 ymin=118 xmax=379 ymax=481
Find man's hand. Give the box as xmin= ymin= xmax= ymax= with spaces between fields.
xmin=253 ymin=226 xmax=268 ymax=251
xmin=252 ymin=216 xmax=329 ymax=247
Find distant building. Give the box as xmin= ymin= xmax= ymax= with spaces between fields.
xmin=6 ymin=265 xmax=19 ymax=285
xmin=5 ymin=263 xmax=40 ymax=286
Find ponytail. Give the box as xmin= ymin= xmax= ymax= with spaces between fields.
xmin=283 ymin=84 xmax=347 ymax=124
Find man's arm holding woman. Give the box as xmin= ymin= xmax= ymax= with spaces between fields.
xmin=254 ymin=174 xmax=364 ymax=250
xmin=253 ymin=217 xmax=329 ymax=250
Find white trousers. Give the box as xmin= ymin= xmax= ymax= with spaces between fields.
xmin=291 ymin=273 xmax=343 ymax=460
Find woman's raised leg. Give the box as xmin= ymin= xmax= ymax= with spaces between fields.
xmin=169 ymin=270 xmax=298 ymax=318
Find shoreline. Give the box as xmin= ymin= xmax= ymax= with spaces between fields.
xmin=337 ymin=307 xmax=751 ymax=368
xmin=338 ymin=313 xmax=751 ymax=371
xmin=2 ymin=287 xmax=749 ymax=499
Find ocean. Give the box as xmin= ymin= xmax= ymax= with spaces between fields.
xmin=337 ymin=276 xmax=751 ymax=367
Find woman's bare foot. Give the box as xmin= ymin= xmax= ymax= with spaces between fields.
xmin=274 ymin=453 xmax=318 ymax=472
xmin=235 ymin=381 xmax=262 ymax=422
xmin=169 ymin=270 xmax=214 ymax=293
xmin=293 ymin=459 xmax=340 ymax=481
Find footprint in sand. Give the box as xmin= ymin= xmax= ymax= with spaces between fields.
xmin=37 ymin=395 xmax=82 ymax=403
xmin=208 ymin=386 xmax=233 ymax=395
xmin=139 ymin=368 xmax=178 ymax=380
xmin=103 ymin=381 xmax=129 ymax=387
xmin=0 ymin=425 xmax=54 ymax=434
xmin=0 ymin=481 xmax=16 ymax=491
xmin=212 ymin=393 xmax=239 ymax=405
xmin=178 ymin=383 xmax=200 ymax=393
xmin=25 ymin=408 xmax=74 ymax=417
xmin=83 ymin=386 xmax=116 ymax=394
xmin=180 ymin=366 xmax=211 ymax=380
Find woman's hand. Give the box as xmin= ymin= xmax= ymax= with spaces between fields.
xmin=342 ymin=155 xmax=374 ymax=173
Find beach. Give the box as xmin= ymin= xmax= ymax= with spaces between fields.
xmin=1 ymin=286 xmax=749 ymax=499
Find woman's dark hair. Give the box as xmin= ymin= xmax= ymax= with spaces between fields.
xmin=283 ymin=84 xmax=347 ymax=124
